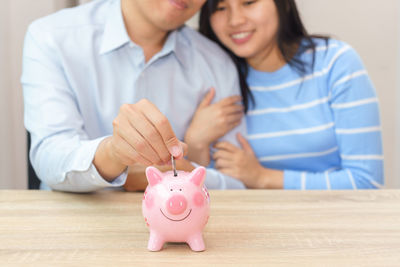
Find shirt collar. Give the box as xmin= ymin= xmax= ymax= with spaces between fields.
xmin=160 ymin=27 xmax=188 ymax=68
xmin=99 ymin=0 xmax=130 ymax=55
xmin=99 ymin=0 xmax=188 ymax=68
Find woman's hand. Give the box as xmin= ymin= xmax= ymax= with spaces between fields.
xmin=213 ymin=133 xmax=284 ymax=189
xmin=185 ymin=88 xmax=244 ymax=166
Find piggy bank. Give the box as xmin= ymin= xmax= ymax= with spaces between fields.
xmin=142 ymin=166 xmax=210 ymax=252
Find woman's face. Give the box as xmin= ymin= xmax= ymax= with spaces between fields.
xmin=210 ymin=0 xmax=280 ymax=61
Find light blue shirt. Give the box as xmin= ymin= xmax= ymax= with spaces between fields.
xmin=246 ymin=38 xmax=383 ymax=189
xmin=21 ymin=0 xmax=246 ymax=192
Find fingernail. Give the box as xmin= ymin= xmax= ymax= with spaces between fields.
xmin=171 ymin=146 xmax=182 ymax=157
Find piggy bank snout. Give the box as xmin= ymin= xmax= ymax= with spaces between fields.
xmin=166 ymin=195 xmax=187 ymax=215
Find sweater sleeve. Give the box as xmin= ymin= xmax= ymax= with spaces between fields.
xmin=284 ymin=44 xmax=383 ymax=190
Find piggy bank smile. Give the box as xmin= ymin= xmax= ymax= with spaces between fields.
xmin=160 ymin=208 xmax=192 ymax=221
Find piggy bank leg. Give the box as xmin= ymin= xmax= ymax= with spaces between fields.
xmin=187 ymin=233 xmax=205 ymax=252
xmin=148 ymin=231 xmax=164 ymax=251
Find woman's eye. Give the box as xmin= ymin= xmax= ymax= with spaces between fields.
xmin=216 ymin=6 xmax=226 ymax=11
xmin=243 ymin=0 xmax=256 ymax=6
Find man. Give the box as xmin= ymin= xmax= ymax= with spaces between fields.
xmin=22 ymin=0 xmax=246 ymax=192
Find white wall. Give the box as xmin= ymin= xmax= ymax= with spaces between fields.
xmin=393 ymin=1 xmax=400 ymax=191
xmin=397 ymin=1 xmax=400 ymax=189
xmin=297 ymin=0 xmax=399 ymax=188
xmin=0 ymin=1 xmax=73 ymax=189
xmin=0 ymin=1 xmax=13 ymax=188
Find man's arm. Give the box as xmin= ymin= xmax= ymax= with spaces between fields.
xmin=22 ymin=25 xmax=124 ymax=192
xmin=22 ymin=24 xmax=186 ymax=193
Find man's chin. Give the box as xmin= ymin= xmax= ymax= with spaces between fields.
xmin=158 ymin=17 xmax=187 ymax=29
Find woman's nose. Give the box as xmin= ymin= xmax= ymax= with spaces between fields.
xmin=229 ymin=7 xmax=246 ymax=27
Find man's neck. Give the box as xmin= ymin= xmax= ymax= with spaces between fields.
xmin=121 ymin=0 xmax=168 ymax=62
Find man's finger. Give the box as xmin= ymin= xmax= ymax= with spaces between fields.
xmin=113 ymin=135 xmax=153 ymax=166
xmin=119 ymin=123 xmax=162 ymax=164
xmin=139 ymin=99 xmax=183 ymax=158
xmin=126 ymin=105 xmax=170 ymax=163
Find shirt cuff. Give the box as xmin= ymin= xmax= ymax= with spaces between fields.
xmin=49 ymin=136 xmax=128 ymax=192
xmin=87 ymin=163 xmax=128 ymax=187
xmin=50 ymin=165 xmax=128 ymax=193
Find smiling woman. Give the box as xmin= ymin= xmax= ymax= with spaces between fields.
xmin=185 ymin=0 xmax=394 ymax=189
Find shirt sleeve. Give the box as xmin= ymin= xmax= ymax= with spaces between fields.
xmin=284 ymin=44 xmax=383 ymax=190
xmin=205 ymin=56 xmax=247 ymax=189
xmin=21 ymin=24 xmax=127 ymax=193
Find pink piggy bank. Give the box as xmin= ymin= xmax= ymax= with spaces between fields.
xmin=142 ymin=166 xmax=210 ymax=252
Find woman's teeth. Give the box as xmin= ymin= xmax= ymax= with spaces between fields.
xmin=231 ymin=32 xmax=251 ymax=40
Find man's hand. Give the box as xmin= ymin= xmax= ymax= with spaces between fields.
xmin=94 ymin=99 xmax=188 ymax=182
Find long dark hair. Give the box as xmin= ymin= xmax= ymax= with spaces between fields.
xmin=199 ymin=0 xmax=328 ymax=112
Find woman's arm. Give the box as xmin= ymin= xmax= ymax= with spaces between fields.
xmin=214 ymin=44 xmax=383 ymax=190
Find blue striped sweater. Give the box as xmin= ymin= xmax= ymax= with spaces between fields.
xmin=246 ymin=38 xmax=383 ymax=189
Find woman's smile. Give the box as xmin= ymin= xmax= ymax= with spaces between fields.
xmin=230 ymin=31 xmax=254 ymax=45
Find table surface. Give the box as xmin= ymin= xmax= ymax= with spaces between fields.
xmin=1 ymin=190 xmax=400 ymax=266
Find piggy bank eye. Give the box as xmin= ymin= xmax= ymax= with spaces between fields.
xmin=179 ymin=189 xmax=182 ymax=191
xmin=170 ymin=189 xmax=173 ymax=191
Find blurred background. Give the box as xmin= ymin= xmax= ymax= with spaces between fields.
xmin=0 ymin=0 xmax=399 ymax=189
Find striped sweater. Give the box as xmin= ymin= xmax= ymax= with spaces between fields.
xmin=246 ymin=38 xmax=383 ymax=189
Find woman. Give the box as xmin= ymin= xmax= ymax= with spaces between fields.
xmin=185 ymin=0 xmax=383 ymax=189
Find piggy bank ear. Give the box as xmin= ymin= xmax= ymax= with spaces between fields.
xmin=145 ymin=167 xmax=163 ymax=187
xmin=190 ymin=167 xmax=206 ymax=187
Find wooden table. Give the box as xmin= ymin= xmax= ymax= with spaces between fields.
xmin=1 ymin=190 xmax=400 ymax=266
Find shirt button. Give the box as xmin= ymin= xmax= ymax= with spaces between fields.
xmin=129 ymin=43 xmax=134 ymax=48
xmin=91 ymin=174 xmax=96 ymax=180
